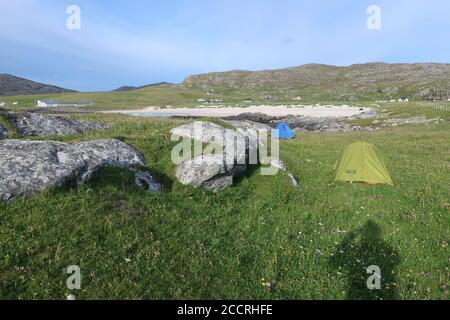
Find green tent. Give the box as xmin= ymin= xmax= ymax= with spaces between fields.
xmin=335 ymin=142 xmax=393 ymax=185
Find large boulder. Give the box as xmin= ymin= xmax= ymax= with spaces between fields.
xmin=171 ymin=121 xmax=228 ymax=146
xmin=135 ymin=171 xmax=162 ymax=192
xmin=0 ymin=139 xmax=146 ymax=202
xmin=224 ymin=120 xmax=271 ymax=147
xmin=170 ymin=120 xmax=269 ymax=164
xmin=1 ymin=111 xmax=111 ymax=136
xmin=176 ymin=154 xmax=246 ymax=193
xmin=171 ymin=120 xmax=273 ymax=192
xmin=171 ymin=121 xmax=246 ymax=163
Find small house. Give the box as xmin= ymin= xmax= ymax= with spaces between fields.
xmin=36 ymin=99 xmax=94 ymax=108
xmin=37 ymin=99 xmax=60 ymax=107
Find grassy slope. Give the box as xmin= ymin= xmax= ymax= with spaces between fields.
xmin=0 ymin=107 xmax=449 ymax=300
xmin=0 ymin=86 xmax=215 ymax=110
xmin=0 ymin=84 xmax=424 ymax=111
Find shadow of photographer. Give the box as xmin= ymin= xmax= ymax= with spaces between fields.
xmin=329 ymin=220 xmax=401 ymax=300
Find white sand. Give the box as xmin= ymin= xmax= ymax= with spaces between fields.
xmin=105 ymin=104 xmax=369 ymax=118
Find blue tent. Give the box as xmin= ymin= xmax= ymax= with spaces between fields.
xmin=273 ymin=123 xmax=296 ymax=139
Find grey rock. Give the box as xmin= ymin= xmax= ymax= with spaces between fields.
xmin=281 ymin=116 xmax=344 ymax=132
xmin=2 ymin=111 xmax=111 ymax=136
xmin=171 ymin=121 xmax=251 ymax=164
xmin=171 ymin=121 xmax=228 ymax=146
xmin=225 ymin=120 xmax=271 ymax=151
xmin=222 ymin=109 xmax=383 ymax=133
xmin=356 ymin=110 xmax=379 ymax=119
xmin=288 ymin=173 xmax=301 ymax=190
xmin=171 ymin=120 xmax=274 ymax=191
xmin=135 ymin=171 xmax=162 ymax=192
xmin=0 ymin=139 xmax=145 ymax=202
xmin=176 ymin=154 xmax=246 ymax=193
xmin=225 ymin=119 xmax=271 ymax=133
xmin=222 ymin=112 xmax=276 ymax=124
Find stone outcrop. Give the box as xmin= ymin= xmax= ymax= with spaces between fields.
xmin=223 ymin=112 xmax=275 ymax=124
xmin=171 ymin=121 xmax=251 ymax=164
xmin=171 ymin=120 xmax=271 ymax=192
xmin=221 ymin=112 xmax=381 ymax=133
xmin=224 ymin=120 xmax=271 ymax=148
xmin=1 ymin=111 xmax=111 ymax=136
xmin=0 ymin=139 xmax=146 ymax=202
xmin=135 ymin=171 xmax=162 ymax=192
xmin=175 ymin=154 xmax=246 ymax=193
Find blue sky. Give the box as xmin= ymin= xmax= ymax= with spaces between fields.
xmin=1 ymin=0 xmax=449 ymax=91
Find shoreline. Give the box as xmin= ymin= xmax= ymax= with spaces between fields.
xmin=102 ymin=104 xmax=371 ymax=118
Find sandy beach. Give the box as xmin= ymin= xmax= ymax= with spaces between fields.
xmin=106 ymin=104 xmax=370 ymax=118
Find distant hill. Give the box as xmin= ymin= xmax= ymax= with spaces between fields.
xmin=0 ymin=74 xmax=76 ymax=96
xmin=182 ymin=63 xmax=450 ymax=101
xmin=112 ymin=82 xmax=174 ymax=92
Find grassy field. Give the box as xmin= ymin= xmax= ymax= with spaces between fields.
xmin=0 ymin=85 xmax=213 ymax=110
xmin=0 ymin=104 xmax=449 ymax=300
xmin=0 ymin=83 xmax=403 ymax=111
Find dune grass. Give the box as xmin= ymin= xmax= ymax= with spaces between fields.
xmin=0 ymin=109 xmax=449 ymax=300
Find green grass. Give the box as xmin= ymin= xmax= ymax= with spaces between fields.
xmin=1 ymin=83 xmax=426 ymax=111
xmin=0 ymin=112 xmax=19 ymax=137
xmin=346 ymin=102 xmax=450 ymax=127
xmin=0 ymin=108 xmax=449 ymax=300
xmin=0 ymin=85 xmax=218 ymax=110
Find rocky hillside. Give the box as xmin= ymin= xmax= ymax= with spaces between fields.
xmin=182 ymin=63 xmax=450 ymax=101
xmin=0 ymin=74 xmax=76 ymax=96
xmin=112 ymin=82 xmax=174 ymax=92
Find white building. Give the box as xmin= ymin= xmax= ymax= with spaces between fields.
xmin=36 ymin=99 xmax=94 ymax=108
xmin=37 ymin=99 xmax=60 ymax=107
